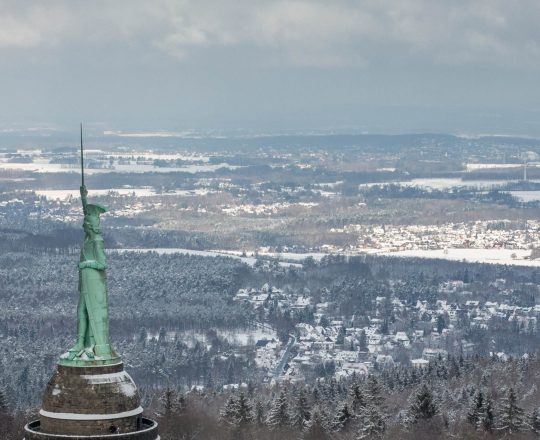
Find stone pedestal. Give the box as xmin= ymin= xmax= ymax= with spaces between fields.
xmin=24 ymin=363 xmax=158 ymax=440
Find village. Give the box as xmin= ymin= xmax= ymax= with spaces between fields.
xmin=332 ymin=221 xmax=540 ymax=253
xmin=235 ymin=276 xmax=540 ymax=383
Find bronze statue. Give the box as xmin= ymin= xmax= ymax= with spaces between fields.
xmin=61 ymin=125 xmax=119 ymax=365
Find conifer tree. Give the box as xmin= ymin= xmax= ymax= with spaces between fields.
xmin=336 ymin=326 xmax=346 ymax=345
xmin=467 ymin=390 xmax=484 ymax=428
xmin=267 ymin=390 xmax=290 ymax=428
xmin=0 ymin=387 xmax=7 ymax=414
xmin=328 ymin=377 xmax=338 ymax=400
xmin=255 ymin=400 xmax=265 ymax=426
xmin=176 ymin=392 xmax=187 ymax=413
xmin=358 ymin=404 xmax=386 ymax=439
xmin=498 ymin=388 xmax=525 ymax=434
xmin=358 ymin=330 xmax=368 ymax=351
xmin=527 ymin=407 xmax=540 ymax=434
xmin=348 ymin=382 xmax=366 ymax=414
xmin=312 ymin=385 xmax=320 ymax=403
xmin=220 ymin=394 xmax=239 ymax=426
xmin=205 ymin=372 xmax=215 ymax=390
xmin=365 ymin=376 xmax=385 ymax=409
xmin=406 ymin=383 xmax=438 ymax=424
xmin=290 ymin=388 xmax=310 ymax=429
xmin=235 ymin=393 xmax=254 ymax=427
xmin=159 ymin=386 xmax=179 ymax=417
xmin=333 ymin=402 xmax=352 ymax=431
xmin=304 ymin=405 xmax=328 ymax=440
xmin=480 ymin=394 xmax=494 ymax=432
xmin=226 ymin=361 xmax=235 ymax=384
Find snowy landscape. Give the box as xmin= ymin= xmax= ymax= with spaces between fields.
xmin=3 ymin=132 xmax=540 ymax=438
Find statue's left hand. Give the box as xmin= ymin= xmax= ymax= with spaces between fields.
xmin=80 ymin=185 xmax=88 ymax=197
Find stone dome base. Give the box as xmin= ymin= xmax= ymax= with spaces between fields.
xmin=31 ymin=362 xmax=157 ymax=438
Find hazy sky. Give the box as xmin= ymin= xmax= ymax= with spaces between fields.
xmin=1 ymin=0 xmax=540 ymax=135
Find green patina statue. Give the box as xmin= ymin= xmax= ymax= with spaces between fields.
xmin=59 ymin=126 xmax=120 ymax=366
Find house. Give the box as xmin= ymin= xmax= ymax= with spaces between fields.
xmin=292 ymin=296 xmax=311 ymax=310
xmin=423 ymin=348 xmax=447 ymax=360
xmin=395 ymin=332 xmax=410 ymax=347
xmin=411 ymin=358 xmax=429 ymax=369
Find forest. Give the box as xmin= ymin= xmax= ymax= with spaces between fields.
xmin=2 ymin=248 xmax=540 ymax=421
xmin=3 ymin=353 xmax=540 ymax=439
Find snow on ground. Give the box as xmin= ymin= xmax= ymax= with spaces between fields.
xmin=35 ymin=188 xmax=212 ymax=200
xmin=113 ymin=247 xmax=540 ymax=267
xmin=506 ymin=191 xmax=540 ymax=202
xmin=216 ymin=327 xmax=277 ymax=345
xmin=360 ymin=177 xmax=540 ymax=190
xmin=146 ymin=325 xmax=277 ymax=347
xmin=369 ymin=248 xmax=540 ymax=267
xmin=357 ymin=178 xmax=496 ymax=190
xmin=103 ymin=130 xmax=202 ymax=138
xmin=403 ymin=178 xmax=520 ymax=190
xmin=256 ymin=251 xmax=327 ymax=261
xmin=112 ymin=248 xmax=258 ymax=266
xmin=0 ymin=160 xmax=75 ymax=173
xmin=466 ymin=163 xmax=523 ymax=171
xmin=113 ymin=246 xmax=540 ymax=269
xmin=107 ymin=162 xmax=240 ymax=174
xmin=30 ymin=187 xmax=540 ymax=203
xmin=104 ymin=151 xmax=210 ymax=162
xmin=0 ymin=159 xmax=239 ymax=174
xmin=112 ymin=248 xmax=303 ymax=268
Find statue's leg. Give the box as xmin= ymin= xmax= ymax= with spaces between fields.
xmin=83 ymin=304 xmax=93 ymax=348
xmin=79 ymin=295 xmax=89 ymax=346
xmin=67 ymin=295 xmax=88 ymax=359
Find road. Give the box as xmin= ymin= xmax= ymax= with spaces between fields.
xmin=273 ymin=334 xmax=296 ymax=378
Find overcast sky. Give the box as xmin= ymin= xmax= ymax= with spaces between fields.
xmin=1 ymin=0 xmax=540 ymax=135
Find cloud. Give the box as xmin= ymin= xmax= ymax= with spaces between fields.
xmin=1 ymin=0 xmax=540 ymax=68
xmin=0 ymin=5 xmax=72 ymax=48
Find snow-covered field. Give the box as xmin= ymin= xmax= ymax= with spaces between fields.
xmin=105 ymin=152 xmax=210 ymax=162
xmin=506 ymin=191 xmax=540 ymax=202
xmin=466 ymin=163 xmax=523 ymax=171
xmin=112 ymin=248 xmax=259 ymax=266
xmin=0 ymin=158 xmax=239 ymax=174
xmin=216 ymin=327 xmax=277 ymax=345
xmin=405 ymin=178 xmax=521 ymax=190
xmin=215 ymin=249 xmax=326 ymax=263
xmin=112 ymin=248 xmax=308 ymax=267
xmin=113 ymin=247 xmax=540 ymax=267
xmin=103 ymin=130 xmax=206 ymax=139
xmin=0 ymin=160 xmax=76 ymax=173
xmin=106 ymin=162 xmax=240 ymax=174
xmin=359 ymin=177 xmax=526 ymax=190
xmin=256 ymin=251 xmax=327 ymax=261
xmin=369 ymin=248 xmax=540 ymax=267
xmin=35 ymin=188 xmax=212 ymax=200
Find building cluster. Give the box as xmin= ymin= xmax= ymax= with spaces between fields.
xmin=235 ymin=277 xmax=540 ymax=382
xmin=330 ymin=220 xmax=540 ymax=252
